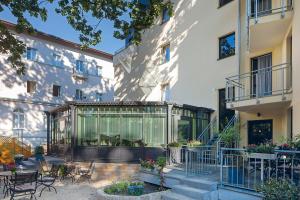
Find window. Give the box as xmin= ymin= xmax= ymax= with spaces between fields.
xmin=96 ymin=66 xmax=102 ymax=76
xmin=161 ymin=83 xmax=171 ymax=101
xmin=75 ymin=89 xmax=84 ymax=100
xmin=53 ymin=85 xmax=61 ymax=97
xmin=219 ymin=32 xmax=235 ymax=59
xmin=162 ymin=43 xmax=170 ymax=63
xmin=52 ymin=53 xmax=62 ymax=67
xmin=13 ymin=108 xmax=25 ymax=129
xmin=219 ymin=0 xmax=234 ymax=7
xmin=75 ymin=60 xmax=86 ymax=73
xmin=26 ymin=47 xmax=37 ymax=60
xmin=27 ymin=81 xmax=36 ymax=94
xmin=162 ymin=8 xmax=170 ymax=23
xmin=96 ymin=92 xmax=103 ymax=102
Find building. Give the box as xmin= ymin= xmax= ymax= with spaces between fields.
xmin=114 ymin=0 xmax=299 ymax=147
xmin=0 ymin=20 xmax=114 ymax=147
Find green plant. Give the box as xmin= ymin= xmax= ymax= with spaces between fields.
xmin=187 ymin=140 xmax=202 ymax=147
xmin=127 ymin=182 xmax=144 ymax=196
xmin=167 ymin=142 xmax=182 ymax=147
xmin=219 ymin=126 xmax=240 ymax=148
xmin=156 ymin=156 xmax=166 ymax=191
xmin=104 ymin=181 xmax=129 ymax=195
xmin=247 ymin=144 xmax=275 ymax=154
xmin=14 ymin=154 xmax=24 ymax=164
xmin=34 ymin=146 xmax=44 ymax=155
xmin=139 ymin=159 xmax=155 ymax=170
xmin=257 ymin=178 xmax=299 ymax=200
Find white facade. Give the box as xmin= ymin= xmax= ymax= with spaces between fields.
xmin=0 ymin=21 xmax=114 ymax=146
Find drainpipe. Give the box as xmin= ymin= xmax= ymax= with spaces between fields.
xmin=237 ymin=0 xmax=242 ymax=118
xmin=167 ymin=104 xmax=173 ymax=144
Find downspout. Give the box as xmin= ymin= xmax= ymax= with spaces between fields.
xmin=45 ymin=111 xmax=50 ymax=155
xmin=70 ymin=105 xmax=77 ymax=162
xmin=238 ymin=0 xmax=241 ymax=79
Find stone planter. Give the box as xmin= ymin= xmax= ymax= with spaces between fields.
xmin=97 ymin=188 xmax=169 ymax=200
xmin=247 ymin=153 xmax=276 ymax=160
xmin=141 ymin=167 xmax=158 ymax=174
xmin=168 ymin=147 xmax=183 ymax=164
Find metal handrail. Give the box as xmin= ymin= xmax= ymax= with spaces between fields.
xmin=197 ymin=117 xmax=217 ymax=142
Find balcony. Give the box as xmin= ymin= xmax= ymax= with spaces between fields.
xmin=225 ymin=63 xmax=292 ymax=112
xmin=247 ymin=0 xmax=293 ymax=52
xmin=72 ymin=68 xmax=88 ymax=80
xmin=113 ymin=44 xmax=138 ymax=73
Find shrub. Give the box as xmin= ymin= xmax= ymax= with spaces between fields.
xmin=104 ymin=181 xmax=144 ymax=196
xmin=219 ymin=126 xmax=240 ymax=148
xmin=167 ymin=142 xmax=182 ymax=147
xmin=247 ymin=144 xmax=275 ymax=154
xmin=156 ymin=156 xmax=166 ymax=169
xmin=187 ymin=140 xmax=202 ymax=147
xmin=257 ymin=178 xmax=299 ymax=200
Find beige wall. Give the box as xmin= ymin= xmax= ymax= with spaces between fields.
xmin=115 ymin=0 xmax=239 ymax=114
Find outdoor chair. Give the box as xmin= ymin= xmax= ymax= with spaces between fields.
xmin=39 ymin=160 xmax=51 ymax=175
xmin=9 ymin=171 xmax=39 ymax=200
xmin=38 ymin=164 xmax=60 ymax=197
xmin=60 ymin=163 xmax=76 ymax=183
xmin=76 ymin=160 xmax=95 ymax=183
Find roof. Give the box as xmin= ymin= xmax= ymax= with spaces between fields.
xmin=49 ymin=101 xmax=214 ymax=113
xmin=0 ymin=20 xmax=113 ymax=60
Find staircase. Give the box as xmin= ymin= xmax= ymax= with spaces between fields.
xmin=162 ymin=177 xmax=218 ymax=200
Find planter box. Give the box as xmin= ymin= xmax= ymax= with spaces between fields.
xmin=168 ymin=147 xmax=182 ymax=164
xmin=247 ymin=153 xmax=276 ymax=160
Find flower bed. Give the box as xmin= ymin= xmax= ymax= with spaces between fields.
xmin=97 ymin=182 xmax=169 ymax=200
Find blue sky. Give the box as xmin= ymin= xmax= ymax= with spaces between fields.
xmin=0 ymin=3 xmax=125 ymax=55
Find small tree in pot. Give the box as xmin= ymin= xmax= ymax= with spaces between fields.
xmin=35 ymin=145 xmax=45 ymax=161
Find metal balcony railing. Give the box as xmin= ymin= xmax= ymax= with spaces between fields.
xmin=248 ymin=0 xmax=293 ymax=23
xmin=226 ymin=63 xmax=292 ymax=103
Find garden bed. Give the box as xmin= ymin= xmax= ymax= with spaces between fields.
xmin=97 ymin=182 xmax=169 ymax=200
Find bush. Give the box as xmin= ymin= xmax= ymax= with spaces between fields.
xmin=257 ymin=178 xmax=299 ymax=200
xmin=140 ymin=159 xmax=155 ymax=170
xmin=104 ymin=181 xmax=144 ymax=196
xmin=156 ymin=156 xmax=166 ymax=169
xmin=247 ymin=144 xmax=275 ymax=154
xmin=219 ymin=126 xmax=240 ymax=148
xmin=167 ymin=142 xmax=182 ymax=147
xmin=187 ymin=140 xmax=202 ymax=147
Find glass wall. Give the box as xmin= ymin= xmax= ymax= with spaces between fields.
xmin=77 ymin=106 xmax=167 ymax=147
xmin=51 ymin=111 xmax=71 ymax=145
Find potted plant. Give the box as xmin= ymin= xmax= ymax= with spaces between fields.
xmin=219 ymin=126 xmax=240 ymax=148
xmin=246 ymin=144 xmax=276 ymax=160
xmin=167 ymin=142 xmax=183 ymax=164
xmin=156 ymin=156 xmax=167 ymax=191
xmin=35 ymin=145 xmax=45 ymax=161
xmin=187 ymin=140 xmax=202 ymax=148
xmin=139 ymin=158 xmax=155 ymax=172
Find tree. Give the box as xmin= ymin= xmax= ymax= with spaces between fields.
xmin=0 ymin=0 xmax=173 ymax=75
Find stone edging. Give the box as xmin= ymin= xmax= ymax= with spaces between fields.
xmin=96 ymin=188 xmax=170 ymax=200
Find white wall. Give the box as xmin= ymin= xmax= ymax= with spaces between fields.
xmin=0 ymin=31 xmax=114 ymax=146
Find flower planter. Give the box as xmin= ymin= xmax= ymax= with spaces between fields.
xmin=168 ymin=147 xmax=182 ymax=164
xmin=141 ymin=167 xmax=157 ymax=174
xmin=247 ymin=153 xmax=276 ymax=160
xmin=228 ymin=167 xmax=243 ymax=185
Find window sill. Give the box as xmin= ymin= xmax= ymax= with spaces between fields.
xmin=217 ymin=0 xmax=234 ymax=9
xmin=218 ymin=53 xmax=235 ymax=61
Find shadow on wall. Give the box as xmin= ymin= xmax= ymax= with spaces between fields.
xmin=114 ymin=0 xmax=201 ymax=101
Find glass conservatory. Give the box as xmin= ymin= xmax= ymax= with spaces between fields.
xmin=48 ymin=101 xmax=212 ymax=162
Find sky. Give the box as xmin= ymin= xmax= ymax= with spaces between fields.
xmin=0 ymin=3 xmax=126 ymax=55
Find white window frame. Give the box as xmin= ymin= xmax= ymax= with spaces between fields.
xmin=26 ymin=47 xmax=37 ymax=61
xmin=161 ymin=83 xmax=171 ymax=102
xmin=52 ymin=53 xmax=62 ymax=67
xmin=13 ymin=108 xmax=25 ymax=129
xmin=76 ymin=60 xmax=86 ymax=74
xmin=96 ymin=92 xmax=103 ymax=102
xmin=96 ymin=66 xmax=103 ymax=76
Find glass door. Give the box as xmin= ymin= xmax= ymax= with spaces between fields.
xmin=248 ymin=120 xmax=273 ymax=145
xmin=251 ymin=53 xmax=272 ymax=98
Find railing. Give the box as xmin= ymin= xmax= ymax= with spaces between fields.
xmin=220 ymin=148 xmax=300 ymax=191
xmin=185 ymin=146 xmax=218 ymax=175
xmin=198 ymin=117 xmax=218 ymax=144
xmin=226 ymin=63 xmax=292 ymax=103
xmin=73 ymin=68 xmax=89 ymax=78
xmin=248 ymin=0 xmax=293 ymax=23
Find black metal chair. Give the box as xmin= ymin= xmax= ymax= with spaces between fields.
xmin=38 ymin=164 xmax=59 ymax=197
xmin=9 ymin=171 xmax=39 ymax=200
xmin=60 ymin=164 xmax=76 ymax=183
xmin=77 ymin=160 xmax=95 ymax=183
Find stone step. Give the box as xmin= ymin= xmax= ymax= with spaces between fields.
xmin=181 ymin=177 xmax=218 ymax=191
xmin=172 ymin=185 xmax=211 ymax=200
xmin=162 ymin=192 xmax=197 ymax=200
